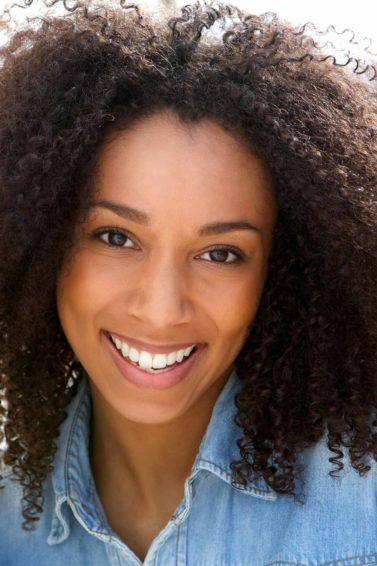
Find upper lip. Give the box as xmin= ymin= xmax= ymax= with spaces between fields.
xmin=104 ymin=330 xmax=203 ymax=355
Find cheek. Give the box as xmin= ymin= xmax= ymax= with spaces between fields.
xmin=56 ymin=252 xmax=112 ymax=336
xmin=56 ymin=247 xmax=267 ymax=347
xmin=204 ymin=270 xmax=265 ymax=338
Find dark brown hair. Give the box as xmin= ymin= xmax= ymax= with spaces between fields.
xmin=1 ymin=0 xmax=377 ymax=530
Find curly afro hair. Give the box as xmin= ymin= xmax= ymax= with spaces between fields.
xmin=1 ymin=0 xmax=377 ymax=531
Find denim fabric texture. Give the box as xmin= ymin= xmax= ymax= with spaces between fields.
xmin=1 ymin=368 xmax=377 ymax=565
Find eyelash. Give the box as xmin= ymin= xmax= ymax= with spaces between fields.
xmin=92 ymin=227 xmax=245 ymax=265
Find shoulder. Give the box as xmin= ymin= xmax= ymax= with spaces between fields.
xmin=187 ymin=433 xmax=377 ymax=565
xmin=0 ymin=462 xmax=22 ymax=502
xmin=0 ymin=460 xmax=54 ymax=523
xmin=0 ymin=461 xmax=70 ymax=565
xmin=273 ymin=432 xmax=377 ymax=561
xmin=299 ymin=429 xmax=377 ymax=493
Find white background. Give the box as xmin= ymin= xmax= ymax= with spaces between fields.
xmin=1 ymin=0 xmax=377 ymax=51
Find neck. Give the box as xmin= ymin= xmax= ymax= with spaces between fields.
xmin=89 ymin=371 xmax=231 ymax=508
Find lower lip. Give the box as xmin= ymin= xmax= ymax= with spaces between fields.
xmin=102 ymin=331 xmax=206 ymax=390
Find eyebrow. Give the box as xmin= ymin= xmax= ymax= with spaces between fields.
xmin=89 ymin=199 xmax=261 ymax=236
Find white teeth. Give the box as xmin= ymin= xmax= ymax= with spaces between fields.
xmin=167 ymin=351 xmax=177 ymax=366
xmin=138 ymin=351 xmax=153 ymax=370
xmin=121 ymin=342 xmax=129 ymax=358
xmin=110 ymin=334 xmax=197 ymax=371
xmin=176 ymin=349 xmax=185 ymax=363
xmin=128 ymin=347 xmax=140 ymax=363
xmin=152 ymin=354 xmax=169 ymax=369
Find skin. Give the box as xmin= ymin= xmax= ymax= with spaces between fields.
xmin=56 ymin=109 xmax=277 ymax=559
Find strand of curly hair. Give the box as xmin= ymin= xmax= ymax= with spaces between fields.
xmin=0 ymin=0 xmax=377 ymax=529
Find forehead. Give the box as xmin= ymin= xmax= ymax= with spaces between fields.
xmin=91 ymin=111 xmax=277 ymax=235
xmin=99 ymin=110 xmax=269 ymax=178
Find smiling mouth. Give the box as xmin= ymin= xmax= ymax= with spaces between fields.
xmin=107 ymin=333 xmax=198 ymax=374
xmin=104 ymin=329 xmax=206 ymax=389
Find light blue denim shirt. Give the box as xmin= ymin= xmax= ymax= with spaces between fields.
xmin=1 ymin=368 xmax=377 ymax=565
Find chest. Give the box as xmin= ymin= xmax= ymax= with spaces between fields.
xmin=100 ymin=486 xmax=185 ymax=563
xmin=4 ymin=468 xmax=377 ymax=566
xmin=112 ymin=510 xmax=174 ymax=563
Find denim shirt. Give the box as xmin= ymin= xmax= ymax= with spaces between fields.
xmin=1 ymin=368 xmax=377 ymax=566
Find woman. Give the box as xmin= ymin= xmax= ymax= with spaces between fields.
xmin=1 ymin=1 xmax=377 ymax=564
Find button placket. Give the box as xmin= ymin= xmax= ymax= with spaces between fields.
xmin=174 ymin=520 xmax=188 ymax=566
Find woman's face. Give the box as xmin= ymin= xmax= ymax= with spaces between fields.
xmin=56 ymin=111 xmax=277 ymax=425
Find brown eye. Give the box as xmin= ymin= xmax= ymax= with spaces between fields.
xmin=96 ymin=229 xmax=136 ymax=248
xmin=209 ymin=250 xmax=230 ymax=262
xmin=200 ymin=247 xmax=244 ymax=264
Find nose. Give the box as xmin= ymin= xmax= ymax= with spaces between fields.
xmin=127 ymin=256 xmax=193 ymax=329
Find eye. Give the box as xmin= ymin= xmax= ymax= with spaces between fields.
xmin=92 ymin=229 xmax=245 ymax=264
xmin=199 ymin=247 xmax=244 ymax=264
xmin=95 ymin=229 xmax=136 ymax=248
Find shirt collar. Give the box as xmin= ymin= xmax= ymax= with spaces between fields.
xmin=48 ymin=375 xmax=110 ymax=545
xmin=48 ymin=366 xmax=276 ymax=544
xmin=191 ymin=368 xmax=277 ymax=501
